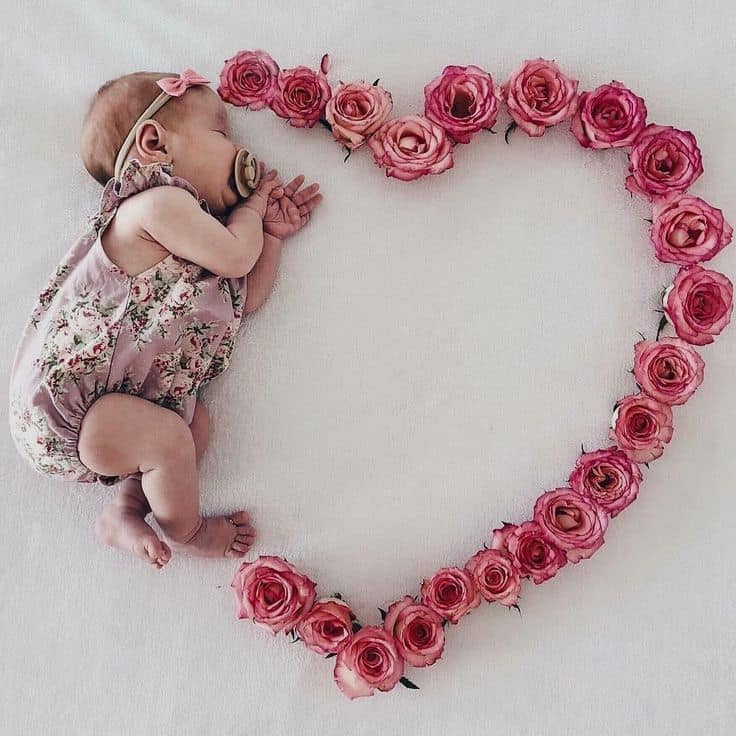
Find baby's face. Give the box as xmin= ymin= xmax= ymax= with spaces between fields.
xmin=167 ymin=89 xmax=242 ymax=216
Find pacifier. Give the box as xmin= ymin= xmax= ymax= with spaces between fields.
xmin=233 ymin=148 xmax=261 ymax=199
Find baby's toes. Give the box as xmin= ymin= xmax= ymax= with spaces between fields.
xmin=225 ymin=543 xmax=248 ymax=558
xmin=143 ymin=538 xmax=171 ymax=567
xmin=227 ymin=511 xmax=251 ymax=527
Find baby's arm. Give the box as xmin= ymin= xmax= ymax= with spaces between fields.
xmin=138 ymin=187 xmax=263 ymax=277
xmin=243 ymin=233 xmax=282 ymax=315
xmin=137 ymin=167 xmax=284 ymax=278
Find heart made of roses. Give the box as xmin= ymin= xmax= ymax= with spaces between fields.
xmin=217 ymin=51 xmax=734 ymax=700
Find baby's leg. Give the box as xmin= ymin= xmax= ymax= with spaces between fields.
xmin=112 ymin=398 xmax=211 ymax=515
xmin=94 ymin=399 xmax=218 ymax=567
xmin=79 ymin=393 xmax=255 ymax=558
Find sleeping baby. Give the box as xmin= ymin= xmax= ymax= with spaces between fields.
xmin=8 ymin=68 xmax=323 ymax=569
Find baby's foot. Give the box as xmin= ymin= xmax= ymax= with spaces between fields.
xmin=94 ymin=503 xmax=172 ymax=569
xmin=167 ymin=511 xmax=256 ymax=558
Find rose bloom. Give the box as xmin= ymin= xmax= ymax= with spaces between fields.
xmin=533 ymin=488 xmax=608 ymax=563
xmin=423 ymin=64 xmax=500 ymax=144
xmin=609 ymin=394 xmax=674 ymax=463
xmin=633 ymin=337 xmax=705 ymax=405
xmin=568 ymin=446 xmax=643 ymax=519
xmin=650 ymin=193 xmax=733 ymax=265
xmin=420 ymin=566 xmax=481 ymax=624
xmin=490 ymin=521 xmax=517 ymax=551
xmin=496 ymin=57 xmax=580 ymax=137
xmin=368 ymin=114 xmax=454 ymax=181
xmin=324 ymin=81 xmax=393 ymax=150
xmin=464 ymin=548 xmax=521 ymax=606
xmin=333 ymin=626 xmax=404 ymax=700
xmin=130 ymin=279 xmax=153 ymax=304
xmin=230 ymin=555 xmax=317 ymax=636
xmin=270 ymin=54 xmax=332 ymax=128
xmin=493 ymin=521 xmax=568 ymax=585
xmin=570 ymin=80 xmax=647 ymax=149
xmin=295 ymin=597 xmax=352 ymax=656
xmin=383 ymin=595 xmax=446 ymax=667
xmin=662 ymin=265 xmax=734 ymax=345
xmin=625 ymin=124 xmax=703 ymax=201
xmin=218 ymin=49 xmax=280 ymax=109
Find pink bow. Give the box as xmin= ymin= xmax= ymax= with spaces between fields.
xmin=157 ymin=68 xmax=210 ymax=97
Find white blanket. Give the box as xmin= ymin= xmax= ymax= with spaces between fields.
xmin=2 ymin=1 xmax=734 ymax=733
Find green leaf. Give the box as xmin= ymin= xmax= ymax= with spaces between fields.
xmin=511 ymin=603 xmax=522 ymax=618
xmin=319 ymin=118 xmax=333 ymax=132
xmin=325 ymin=652 xmax=337 ymax=659
xmin=343 ymin=146 xmax=351 ymax=163
xmin=372 ymin=78 xmax=380 ymax=86
xmin=504 ymin=121 xmax=517 ymax=144
xmin=399 ymin=676 xmax=419 ymax=689
xmin=351 ymin=621 xmax=362 ymax=634
xmin=486 ymin=127 xmax=497 ymax=134
xmin=642 ymin=218 xmax=653 ymax=223
xmin=378 ymin=607 xmax=387 ymax=621
xmin=656 ymin=314 xmax=668 ymax=341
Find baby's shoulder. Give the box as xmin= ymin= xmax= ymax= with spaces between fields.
xmin=101 ymin=190 xmax=171 ymax=276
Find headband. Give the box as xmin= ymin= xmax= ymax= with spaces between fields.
xmin=113 ymin=68 xmax=210 ymax=180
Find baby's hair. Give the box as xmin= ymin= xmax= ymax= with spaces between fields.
xmin=80 ymin=71 xmax=199 ymax=186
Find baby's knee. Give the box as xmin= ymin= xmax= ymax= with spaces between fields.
xmin=78 ymin=393 xmax=193 ymax=477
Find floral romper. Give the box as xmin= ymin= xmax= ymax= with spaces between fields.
xmin=8 ymin=158 xmax=247 ymax=486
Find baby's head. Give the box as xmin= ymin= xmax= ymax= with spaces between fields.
xmin=80 ymin=71 xmax=241 ymax=216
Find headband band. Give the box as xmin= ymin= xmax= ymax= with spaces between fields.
xmin=113 ymin=68 xmax=210 ymax=180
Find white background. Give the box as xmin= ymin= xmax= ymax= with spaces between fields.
xmin=1 ymin=1 xmax=734 ymax=733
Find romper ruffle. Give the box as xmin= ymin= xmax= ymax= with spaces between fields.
xmin=8 ymin=158 xmax=247 ymax=486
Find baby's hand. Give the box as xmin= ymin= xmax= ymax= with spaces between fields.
xmin=243 ymin=162 xmax=285 ymax=219
xmin=263 ymin=174 xmax=323 ymax=240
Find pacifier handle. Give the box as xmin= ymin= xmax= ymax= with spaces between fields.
xmin=233 ymin=148 xmax=261 ymax=199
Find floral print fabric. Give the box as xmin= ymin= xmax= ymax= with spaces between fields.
xmin=8 ymin=159 xmax=247 ymax=485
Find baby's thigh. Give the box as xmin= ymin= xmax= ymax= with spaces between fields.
xmin=78 ymin=393 xmax=194 ymax=478
xmin=189 ymin=400 xmax=210 ymax=463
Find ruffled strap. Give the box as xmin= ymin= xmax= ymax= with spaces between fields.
xmin=86 ymin=158 xmax=211 ymax=232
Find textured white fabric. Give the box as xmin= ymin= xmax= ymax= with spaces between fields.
xmin=1 ymin=1 xmax=734 ymax=733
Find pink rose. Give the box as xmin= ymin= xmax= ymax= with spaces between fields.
xmin=324 ymin=81 xmax=393 ymax=150
xmin=609 ymin=394 xmax=674 ymax=463
xmin=494 ymin=521 xmax=568 ymax=585
xmin=625 ymin=124 xmax=703 ymax=201
xmin=367 ymin=114 xmax=454 ymax=181
xmin=218 ymin=49 xmax=280 ymax=110
xmin=568 ymin=446 xmax=643 ymax=518
xmin=423 ymin=64 xmax=500 ymax=144
xmin=295 ymin=597 xmax=353 ymax=656
xmin=230 ymin=555 xmax=317 ymax=636
xmin=490 ymin=521 xmax=517 ymax=551
xmin=496 ymin=58 xmax=580 ymax=137
xmin=633 ymin=337 xmax=705 ymax=405
xmin=383 ymin=595 xmax=446 ymax=667
xmin=570 ymin=80 xmax=647 ymax=149
xmin=464 ymin=548 xmax=521 ymax=606
xmin=662 ymin=265 xmax=734 ymax=345
xmin=269 ymin=54 xmax=332 ymax=128
xmin=533 ymin=488 xmax=608 ymax=563
xmin=420 ymin=566 xmax=481 ymax=624
xmin=333 ymin=626 xmax=404 ymax=700
xmin=650 ymin=193 xmax=733 ymax=265
xmin=130 ymin=279 xmax=153 ymax=304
